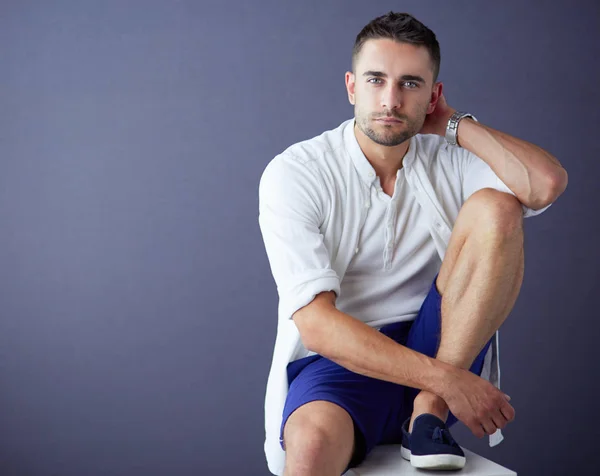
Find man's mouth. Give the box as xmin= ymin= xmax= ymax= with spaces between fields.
xmin=376 ymin=117 xmax=402 ymax=124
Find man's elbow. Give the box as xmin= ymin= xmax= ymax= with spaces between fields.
xmin=292 ymin=291 xmax=336 ymax=353
xmin=548 ymin=166 xmax=568 ymax=201
xmin=531 ymin=167 xmax=569 ymax=210
xmin=293 ymin=315 xmax=319 ymax=353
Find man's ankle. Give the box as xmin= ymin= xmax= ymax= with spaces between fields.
xmin=410 ymin=391 xmax=449 ymax=432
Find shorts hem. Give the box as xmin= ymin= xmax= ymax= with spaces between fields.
xmin=279 ymin=395 xmax=370 ymax=469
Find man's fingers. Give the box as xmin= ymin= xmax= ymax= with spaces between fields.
xmin=471 ymin=423 xmax=486 ymax=439
xmin=466 ymin=417 xmax=486 ymax=439
xmin=481 ymin=419 xmax=496 ymax=436
xmin=500 ymin=401 xmax=516 ymax=422
xmin=491 ymin=410 xmax=508 ymax=430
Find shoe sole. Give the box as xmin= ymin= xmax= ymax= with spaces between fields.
xmin=401 ymin=446 xmax=466 ymax=470
xmin=411 ymin=453 xmax=466 ymax=470
xmin=400 ymin=445 xmax=411 ymax=461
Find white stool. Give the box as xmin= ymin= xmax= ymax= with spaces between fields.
xmin=344 ymin=445 xmax=516 ymax=475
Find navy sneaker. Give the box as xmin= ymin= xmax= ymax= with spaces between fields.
xmin=401 ymin=414 xmax=466 ymax=470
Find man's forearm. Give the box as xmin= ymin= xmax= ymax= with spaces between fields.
xmin=456 ymin=118 xmax=568 ymax=210
xmin=294 ymin=297 xmax=454 ymax=398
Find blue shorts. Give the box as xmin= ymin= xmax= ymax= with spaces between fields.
xmin=279 ymin=275 xmax=493 ymax=469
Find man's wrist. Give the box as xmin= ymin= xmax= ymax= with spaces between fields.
xmin=445 ymin=111 xmax=478 ymax=146
xmin=424 ymin=359 xmax=457 ymax=400
xmin=455 ymin=116 xmax=478 ymax=148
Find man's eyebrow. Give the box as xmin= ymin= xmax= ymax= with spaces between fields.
xmin=362 ymin=71 xmax=426 ymax=83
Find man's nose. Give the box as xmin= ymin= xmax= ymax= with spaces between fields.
xmin=381 ymin=86 xmax=403 ymax=110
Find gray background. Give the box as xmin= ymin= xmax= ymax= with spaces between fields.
xmin=0 ymin=1 xmax=597 ymax=475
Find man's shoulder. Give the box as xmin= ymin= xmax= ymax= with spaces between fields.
xmin=260 ymin=119 xmax=352 ymax=200
xmin=413 ymin=133 xmax=448 ymax=161
xmin=276 ymin=119 xmax=352 ymax=167
xmin=413 ymin=133 xmax=476 ymax=165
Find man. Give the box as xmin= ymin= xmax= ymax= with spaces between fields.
xmin=258 ymin=11 xmax=568 ymax=476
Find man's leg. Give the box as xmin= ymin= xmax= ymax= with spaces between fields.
xmin=283 ymin=401 xmax=355 ymax=476
xmin=410 ymin=188 xmax=525 ymax=434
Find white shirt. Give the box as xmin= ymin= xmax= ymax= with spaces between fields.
xmin=258 ymin=118 xmax=551 ymax=476
xmin=335 ymin=166 xmax=442 ymax=325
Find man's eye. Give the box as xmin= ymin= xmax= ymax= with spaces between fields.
xmin=368 ymin=78 xmax=383 ymax=84
xmin=403 ymin=81 xmax=418 ymax=88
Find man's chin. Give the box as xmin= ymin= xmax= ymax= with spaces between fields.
xmin=372 ymin=136 xmax=411 ymax=147
xmin=371 ymin=129 xmax=414 ymax=146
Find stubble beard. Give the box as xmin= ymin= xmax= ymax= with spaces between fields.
xmin=356 ymin=106 xmax=428 ymax=147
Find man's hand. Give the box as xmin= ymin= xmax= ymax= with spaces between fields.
xmin=419 ymin=92 xmax=456 ymax=136
xmin=439 ymin=366 xmax=516 ymax=438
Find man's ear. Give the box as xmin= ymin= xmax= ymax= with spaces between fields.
xmin=345 ymin=71 xmax=356 ymax=105
xmin=427 ymin=82 xmax=443 ymax=114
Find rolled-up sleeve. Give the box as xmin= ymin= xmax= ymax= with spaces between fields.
xmin=456 ymin=147 xmax=552 ymax=218
xmin=258 ymin=154 xmax=341 ymax=321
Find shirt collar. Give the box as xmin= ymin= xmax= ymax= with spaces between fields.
xmin=343 ymin=118 xmax=416 ymax=186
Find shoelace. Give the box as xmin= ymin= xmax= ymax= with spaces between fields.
xmin=432 ymin=426 xmax=453 ymax=445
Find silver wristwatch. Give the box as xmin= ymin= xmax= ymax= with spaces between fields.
xmin=445 ymin=111 xmax=478 ymax=146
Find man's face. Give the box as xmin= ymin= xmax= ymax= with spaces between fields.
xmin=347 ymin=39 xmax=437 ymax=147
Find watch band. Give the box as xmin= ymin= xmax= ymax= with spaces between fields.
xmin=445 ymin=111 xmax=478 ymax=146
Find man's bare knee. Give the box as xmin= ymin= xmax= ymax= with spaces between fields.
xmin=462 ymin=188 xmax=523 ymax=237
xmin=283 ymin=401 xmax=355 ymax=476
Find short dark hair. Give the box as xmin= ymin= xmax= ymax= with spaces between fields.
xmin=352 ymin=12 xmax=441 ymax=82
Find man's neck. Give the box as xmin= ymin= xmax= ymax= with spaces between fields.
xmin=354 ymin=122 xmax=411 ymax=183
